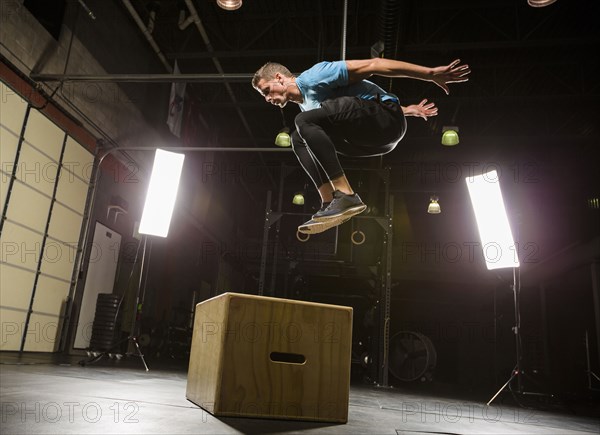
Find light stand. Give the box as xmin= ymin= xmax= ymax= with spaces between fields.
xmin=487 ymin=267 xmax=522 ymax=405
xmin=80 ymin=148 xmax=184 ymax=370
xmin=125 ymin=233 xmax=151 ymax=371
xmin=132 ymin=148 xmax=185 ymax=370
xmin=465 ymin=169 xmax=536 ymax=405
xmin=487 ymin=271 xmax=552 ymax=405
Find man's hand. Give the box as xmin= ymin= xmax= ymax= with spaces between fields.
xmin=431 ymin=59 xmax=471 ymax=95
xmin=402 ymin=99 xmax=438 ymax=120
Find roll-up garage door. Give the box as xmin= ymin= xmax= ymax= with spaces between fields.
xmin=1 ymin=80 xmax=93 ymax=352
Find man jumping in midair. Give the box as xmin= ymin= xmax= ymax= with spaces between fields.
xmin=253 ymin=57 xmax=470 ymax=234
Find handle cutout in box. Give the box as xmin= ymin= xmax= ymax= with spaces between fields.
xmin=270 ymin=351 xmax=306 ymax=365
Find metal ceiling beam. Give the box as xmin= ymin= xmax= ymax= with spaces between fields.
xmin=99 ymin=146 xmax=292 ymax=153
xmin=402 ymin=38 xmax=600 ymax=53
xmin=162 ymin=37 xmax=599 ymax=62
xmin=30 ymin=73 xmax=253 ymax=83
xmin=166 ymin=46 xmax=372 ymax=60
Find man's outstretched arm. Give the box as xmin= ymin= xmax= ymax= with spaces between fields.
xmin=346 ymin=58 xmax=470 ymax=94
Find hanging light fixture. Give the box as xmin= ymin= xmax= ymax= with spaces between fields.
xmin=292 ymin=192 xmax=305 ymax=206
xmin=427 ymin=196 xmax=441 ymax=214
xmin=293 ymin=184 xmax=307 ymax=206
xmin=217 ymin=0 xmax=242 ymax=10
xmin=274 ymin=127 xmax=291 ymax=147
xmin=527 ymin=0 xmax=557 ymax=7
xmin=441 ymin=126 xmax=459 ymax=146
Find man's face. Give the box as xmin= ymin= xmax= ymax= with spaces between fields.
xmin=256 ymin=76 xmax=288 ymax=108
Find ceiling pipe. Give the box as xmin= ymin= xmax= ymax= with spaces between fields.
xmin=378 ymin=0 xmax=401 ymax=94
xmin=122 ymin=0 xmax=172 ymax=72
xmin=340 ymin=0 xmax=348 ymax=60
xmin=178 ymin=8 xmax=194 ymax=30
xmin=379 ymin=0 xmax=401 ymax=60
xmin=147 ymin=10 xmax=156 ymax=33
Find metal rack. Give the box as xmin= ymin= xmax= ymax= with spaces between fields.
xmin=257 ymin=165 xmax=394 ymax=386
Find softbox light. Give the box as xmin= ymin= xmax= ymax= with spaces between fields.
xmin=139 ymin=149 xmax=185 ymax=237
xmin=466 ymin=169 xmax=519 ymax=270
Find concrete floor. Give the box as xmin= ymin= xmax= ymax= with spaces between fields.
xmin=1 ymin=352 xmax=599 ymax=435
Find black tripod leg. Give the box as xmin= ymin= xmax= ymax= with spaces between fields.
xmin=487 ymin=367 xmax=518 ymax=406
xmin=130 ymin=336 xmax=149 ymax=371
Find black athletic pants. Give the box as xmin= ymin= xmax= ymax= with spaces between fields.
xmin=291 ymin=96 xmax=406 ymax=189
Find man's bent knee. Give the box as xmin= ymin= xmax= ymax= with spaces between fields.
xmin=294 ymin=109 xmax=327 ymax=131
xmin=291 ymin=130 xmax=305 ymax=148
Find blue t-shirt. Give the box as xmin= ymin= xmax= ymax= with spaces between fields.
xmin=295 ymin=61 xmax=399 ymax=112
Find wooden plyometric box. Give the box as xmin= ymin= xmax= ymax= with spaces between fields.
xmin=186 ymin=292 xmax=353 ymax=423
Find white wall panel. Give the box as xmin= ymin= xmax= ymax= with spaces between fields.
xmin=0 ymin=263 xmax=35 ymax=310
xmin=23 ymin=109 xmax=64 ymax=162
xmin=47 ymin=203 xmax=84 ymax=244
xmin=40 ymin=240 xmax=77 ymax=282
xmin=0 ymin=126 xmax=20 ymax=211
xmin=0 ymin=127 xmax=20 ymax=164
xmin=1 ymin=220 xmax=44 ymax=271
xmin=4 ymin=181 xmax=51 ymax=232
xmin=0 ymin=82 xmax=28 ymax=132
xmin=32 ymin=275 xmax=70 ymax=317
xmin=0 ymin=81 xmax=26 ymax=213
xmin=1 ymin=80 xmax=93 ymax=352
xmin=0 ymin=308 xmax=27 ymax=351
xmin=63 ymin=137 xmax=93 ymax=182
xmin=16 ymin=142 xmax=58 ymax=197
xmin=23 ymin=313 xmax=62 ymax=352
xmin=55 ymin=171 xmax=89 ymax=214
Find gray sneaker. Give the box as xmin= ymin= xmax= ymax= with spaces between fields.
xmin=298 ymin=216 xmax=351 ymax=235
xmin=312 ymin=190 xmax=367 ymax=222
xmin=312 ymin=202 xmax=330 ymax=219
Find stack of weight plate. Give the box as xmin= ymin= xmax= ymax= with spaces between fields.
xmin=89 ymin=293 xmax=120 ymax=352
